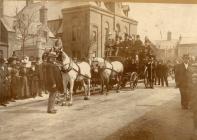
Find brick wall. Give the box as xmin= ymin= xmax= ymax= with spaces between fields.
xmin=62 ymin=5 xmax=137 ymax=58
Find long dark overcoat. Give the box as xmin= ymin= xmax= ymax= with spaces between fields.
xmin=176 ymin=63 xmax=192 ymax=88
xmin=44 ymin=62 xmax=64 ymax=93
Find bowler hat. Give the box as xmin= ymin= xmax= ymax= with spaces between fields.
xmin=182 ymin=54 xmax=189 ymax=59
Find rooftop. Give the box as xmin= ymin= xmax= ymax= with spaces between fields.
xmin=179 ymin=37 xmax=197 ymax=45
xmin=153 ymin=39 xmax=179 ymax=49
xmin=0 ymin=15 xmax=16 ymax=32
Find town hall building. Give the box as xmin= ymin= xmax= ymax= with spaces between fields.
xmin=0 ymin=1 xmax=138 ymax=59
xmin=47 ymin=1 xmax=138 ymax=58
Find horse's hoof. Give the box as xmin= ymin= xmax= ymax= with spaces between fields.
xmin=61 ymin=102 xmax=66 ymax=106
xmin=67 ymin=102 xmax=72 ymax=106
xmin=66 ymin=97 xmax=70 ymax=101
xmin=84 ymin=97 xmax=89 ymax=100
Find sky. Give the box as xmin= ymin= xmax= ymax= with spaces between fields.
xmin=128 ymin=3 xmax=197 ymax=40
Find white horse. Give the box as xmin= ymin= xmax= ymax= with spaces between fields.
xmin=56 ymin=49 xmax=91 ymax=106
xmin=91 ymin=57 xmax=124 ymax=94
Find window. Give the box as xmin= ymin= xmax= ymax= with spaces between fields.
xmin=105 ymin=22 xmax=109 ymax=35
xmin=44 ymin=31 xmax=48 ymax=42
xmin=72 ymin=26 xmax=81 ymax=42
xmin=124 ymin=26 xmax=128 ymax=34
xmin=116 ymin=23 xmax=121 ymax=36
xmin=92 ymin=31 xmax=97 ymax=42
xmin=71 ymin=17 xmax=81 ymax=42
xmin=0 ymin=50 xmax=3 ymax=57
xmin=72 ymin=26 xmax=77 ymax=41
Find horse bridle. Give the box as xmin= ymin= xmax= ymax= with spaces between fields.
xmin=61 ymin=57 xmax=73 ymax=73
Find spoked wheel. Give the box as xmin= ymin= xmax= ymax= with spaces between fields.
xmin=130 ymin=72 xmax=138 ymax=90
xmin=121 ymin=79 xmax=127 ymax=88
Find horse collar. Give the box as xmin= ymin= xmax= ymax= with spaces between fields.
xmin=61 ymin=57 xmax=72 ymax=73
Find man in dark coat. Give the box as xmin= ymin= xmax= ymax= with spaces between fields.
xmin=34 ymin=57 xmax=43 ymax=97
xmin=146 ymin=57 xmax=155 ymax=88
xmin=9 ymin=56 xmax=20 ymax=101
xmin=161 ymin=61 xmax=169 ymax=87
xmin=190 ymin=63 xmax=197 ymax=140
xmin=0 ymin=58 xmax=9 ymax=106
xmin=174 ymin=59 xmax=180 ymax=87
xmin=176 ymin=54 xmax=192 ymax=109
xmin=45 ymin=52 xmax=63 ymax=114
xmin=134 ymin=35 xmax=143 ymax=49
xmin=156 ymin=60 xmax=163 ymax=85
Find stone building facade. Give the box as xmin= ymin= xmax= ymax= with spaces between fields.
xmin=48 ymin=1 xmax=138 ymax=58
xmin=0 ymin=16 xmax=18 ymax=58
xmin=177 ymin=37 xmax=197 ymax=58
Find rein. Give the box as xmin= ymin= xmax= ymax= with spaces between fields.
xmin=61 ymin=55 xmax=91 ymax=79
xmin=103 ymin=60 xmax=119 ymax=74
xmin=92 ymin=58 xmax=120 ymax=74
xmin=103 ymin=67 xmax=119 ymax=74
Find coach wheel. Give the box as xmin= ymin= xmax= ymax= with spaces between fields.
xmin=129 ymin=80 xmax=134 ymax=89
xmin=129 ymin=72 xmax=137 ymax=89
xmin=133 ymin=77 xmax=138 ymax=89
xmin=121 ymin=79 xmax=127 ymax=88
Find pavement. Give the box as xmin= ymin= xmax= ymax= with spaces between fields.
xmin=0 ymin=80 xmax=193 ymax=140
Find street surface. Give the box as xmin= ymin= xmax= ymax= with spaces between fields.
xmin=0 ymin=81 xmax=193 ymax=140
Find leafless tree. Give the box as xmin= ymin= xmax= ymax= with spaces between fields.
xmin=14 ymin=8 xmax=36 ymax=57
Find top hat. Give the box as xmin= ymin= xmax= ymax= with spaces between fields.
xmin=48 ymin=52 xmax=57 ymax=58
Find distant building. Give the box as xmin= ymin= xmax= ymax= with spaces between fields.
xmin=177 ymin=36 xmax=197 ymax=58
xmin=47 ymin=1 xmax=138 ymax=58
xmin=0 ymin=15 xmax=17 ymax=58
xmin=153 ymin=32 xmax=179 ymax=61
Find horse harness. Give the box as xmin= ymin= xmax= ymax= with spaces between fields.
xmin=60 ymin=58 xmax=91 ymax=79
xmin=102 ymin=60 xmax=120 ymax=74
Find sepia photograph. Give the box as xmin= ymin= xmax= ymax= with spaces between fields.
xmin=0 ymin=0 xmax=197 ymax=140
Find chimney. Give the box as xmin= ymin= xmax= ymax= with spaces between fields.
xmin=39 ymin=5 xmax=48 ymax=25
xmin=26 ymin=0 xmax=34 ymax=6
xmin=0 ymin=0 xmax=4 ymax=17
xmin=167 ymin=31 xmax=172 ymax=41
xmin=179 ymin=35 xmax=182 ymax=41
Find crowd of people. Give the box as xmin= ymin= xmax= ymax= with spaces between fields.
xmin=0 ymin=52 xmax=48 ymax=107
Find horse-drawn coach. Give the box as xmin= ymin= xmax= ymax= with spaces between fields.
xmin=103 ymin=37 xmax=157 ymax=90
xmin=42 ymin=36 xmax=157 ymax=106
